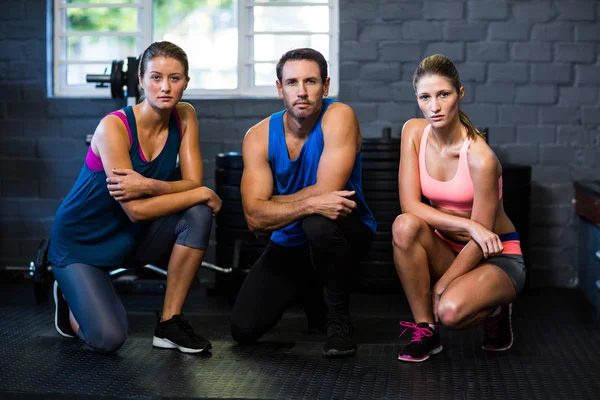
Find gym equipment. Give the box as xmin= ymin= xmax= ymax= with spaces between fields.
xmin=86 ymin=56 xmax=141 ymax=106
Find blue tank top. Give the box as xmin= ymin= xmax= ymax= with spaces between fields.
xmin=268 ymin=98 xmax=376 ymax=246
xmin=48 ymin=106 xmax=181 ymax=268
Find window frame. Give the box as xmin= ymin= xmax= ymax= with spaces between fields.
xmin=51 ymin=0 xmax=339 ymax=99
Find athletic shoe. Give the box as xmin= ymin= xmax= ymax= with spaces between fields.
xmin=53 ymin=281 xmax=75 ymax=338
xmin=397 ymin=321 xmax=443 ymax=362
xmin=153 ymin=314 xmax=212 ymax=353
xmin=322 ymin=318 xmax=356 ymax=357
xmin=482 ymin=304 xmax=513 ymax=351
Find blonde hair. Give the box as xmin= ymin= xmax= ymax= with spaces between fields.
xmin=413 ymin=54 xmax=485 ymax=141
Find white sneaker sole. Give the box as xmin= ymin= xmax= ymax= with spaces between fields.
xmin=54 ymin=281 xmax=75 ymax=338
xmin=152 ymin=336 xmax=210 ymax=353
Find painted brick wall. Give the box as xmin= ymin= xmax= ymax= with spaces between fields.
xmin=1 ymin=0 xmax=599 ymax=287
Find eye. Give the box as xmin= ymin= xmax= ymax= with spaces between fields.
xmin=440 ymin=92 xmax=449 ymax=97
xmin=151 ymin=75 xmax=160 ymax=81
xmin=419 ymin=95 xmax=429 ymax=101
xmin=170 ymin=76 xmax=180 ymax=82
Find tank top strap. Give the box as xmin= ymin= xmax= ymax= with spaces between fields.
xmin=458 ymin=136 xmax=472 ymax=169
xmin=123 ymin=106 xmax=140 ymax=149
xmin=418 ymin=124 xmax=431 ymax=169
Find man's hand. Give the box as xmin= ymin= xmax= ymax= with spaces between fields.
xmin=309 ymin=190 xmax=357 ymax=220
xmin=107 ymin=168 xmax=150 ymax=201
xmin=466 ymin=221 xmax=503 ymax=258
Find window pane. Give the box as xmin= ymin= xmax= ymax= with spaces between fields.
xmin=254 ymin=63 xmax=276 ymax=87
xmin=65 ymin=0 xmax=138 ymax=3
xmin=66 ymin=7 xmax=138 ymax=32
xmin=254 ymin=34 xmax=329 ymax=62
xmin=253 ymin=0 xmax=327 ymax=3
xmin=254 ymin=6 xmax=328 ymax=32
xmin=153 ymin=0 xmax=238 ymax=90
xmin=62 ymin=36 xmax=136 ymax=62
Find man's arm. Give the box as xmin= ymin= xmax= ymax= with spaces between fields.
xmin=241 ymin=117 xmax=356 ymax=232
xmin=271 ymin=102 xmax=360 ymax=203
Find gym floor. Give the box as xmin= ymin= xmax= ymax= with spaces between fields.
xmin=1 ymin=279 xmax=599 ymax=400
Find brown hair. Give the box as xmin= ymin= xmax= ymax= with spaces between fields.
xmin=139 ymin=41 xmax=189 ymax=79
xmin=413 ymin=54 xmax=485 ymax=141
xmin=276 ymin=48 xmax=328 ymax=83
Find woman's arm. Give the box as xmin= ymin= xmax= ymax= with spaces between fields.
xmin=106 ymin=102 xmax=203 ymax=200
xmin=94 ymin=114 xmax=220 ymax=222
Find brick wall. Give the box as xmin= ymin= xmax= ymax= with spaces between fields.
xmin=1 ymin=0 xmax=599 ymax=287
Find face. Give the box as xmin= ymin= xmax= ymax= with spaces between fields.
xmin=139 ymin=56 xmax=189 ymax=109
xmin=276 ymin=60 xmax=330 ymax=121
xmin=415 ymin=74 xmax=464 ymax=129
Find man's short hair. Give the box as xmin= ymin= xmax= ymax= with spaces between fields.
xmin=276 ymin=48 xmax=328 ymax=83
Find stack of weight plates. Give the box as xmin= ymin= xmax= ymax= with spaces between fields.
xmin=214 ymin=152 xmax=269 ymax=303
xmin=359 ymin=137 xmax=402 ymax=290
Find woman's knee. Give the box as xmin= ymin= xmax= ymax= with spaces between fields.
xmin=392 ymin=213 xmax=426 ymax=250
xmin=84 ymin=323 xmax=127 ymax=354
xmin=177 ymin=204 xmax=213 ymax=249
xmin=437 ymin=298 xmax=465 ymax=329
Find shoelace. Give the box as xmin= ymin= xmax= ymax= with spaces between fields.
xmin=399 ymin=321 xmax=433 ymax=343
xmin=174 ymin=317 xmax=197 ymax=336
xmin=327 ymin=320 xmax=350 ymax=337
xmin=481 ymin=313 xmax=502 ymax=339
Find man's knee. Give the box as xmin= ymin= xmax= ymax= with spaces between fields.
xmin=301 ymin=215 xmax=336 ymax=244
xmin=230 ymin=320 xmax=260 ymax=345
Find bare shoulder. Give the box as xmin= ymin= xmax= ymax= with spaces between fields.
xmin=176 ymin=101 xmax=195 ymax=117
xmin=96 ymin=112 xmax=127 ymax=138
xmin=401 ymin=118 xmax=428 ymax=142
xmin=468 ymin=137 xmax=501 ymax=176
xmin=175 ymin=102 xmax=197 ymax=127
xmin=242 ymin=116 xmax=270 ymax=160
xmin=322 ymin=101 xmax=356 ymax=126
xmin=244 ymin=116 xmax=270 ymax=143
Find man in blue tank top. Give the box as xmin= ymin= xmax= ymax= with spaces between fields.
xmin=230 ymin=48 xmax=376 ymax=357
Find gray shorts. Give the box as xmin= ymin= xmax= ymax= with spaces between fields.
xmin=485 ymin=254 xmax=526 ymax=295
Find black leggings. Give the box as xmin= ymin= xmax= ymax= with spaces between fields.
xmin=230 ymin=214 xmax=373 ymax=344
xmin=52 ymin=204 xmax=213 ymax=354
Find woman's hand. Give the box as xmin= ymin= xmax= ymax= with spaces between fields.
xmin=467 ymin=221 xmax=503 ymax=258
xmin=202 ymin=187 xmax=222 ymax=216
xmin=106 ymin=168 xmax=151 ymax=201
xmin=431 ymin=280 xmax=449 ymax=323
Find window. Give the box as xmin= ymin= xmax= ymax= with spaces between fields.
xmin=52 ymin=0 xmax=339 ymax=98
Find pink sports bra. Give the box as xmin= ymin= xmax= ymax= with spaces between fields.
xmin=418 ymin=125 xmax=502 ymax=211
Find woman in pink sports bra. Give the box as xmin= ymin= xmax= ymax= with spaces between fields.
xmin=393 ymin=54 xmax=526 ymax=363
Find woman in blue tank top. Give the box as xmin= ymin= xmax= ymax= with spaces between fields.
xmin=48 ymin=41 xmax=220 ymax=354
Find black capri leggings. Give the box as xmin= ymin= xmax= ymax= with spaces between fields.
xmin=52 ymin=204 xmax=213 ymax=354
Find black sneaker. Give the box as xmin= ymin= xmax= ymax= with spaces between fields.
xmin=482 ymin=303 xmax=513 ymax=351
xmin=153 ymin=314 xmax=212 ymax=353
xmin=322 ymin=318 xmax=356 ymax=357
xmin=397 ymin=321 xmax=443 ymax=362
xmin=53 ymin=281 xmax=75 ymax=338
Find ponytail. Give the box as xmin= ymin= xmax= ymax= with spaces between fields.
xmin=459 ymin=109 xmax=485 ymax=141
